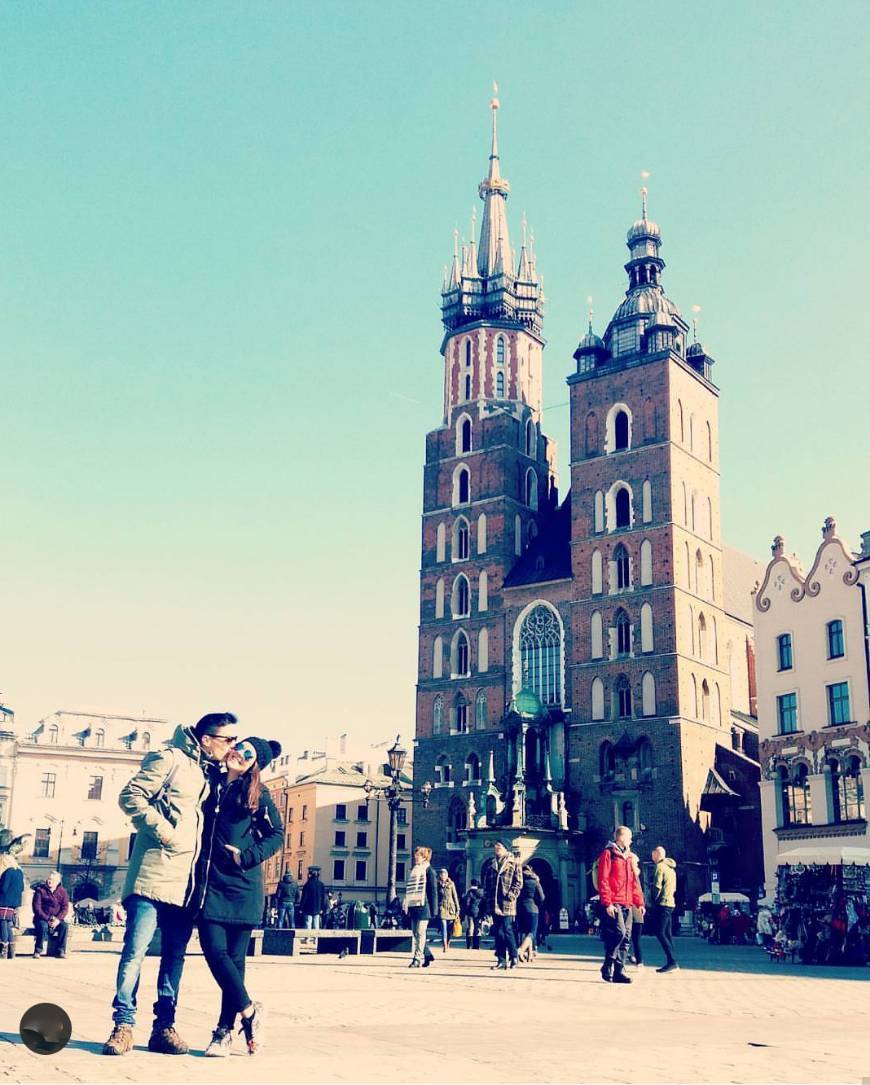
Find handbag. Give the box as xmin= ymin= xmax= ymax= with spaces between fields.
xmin=452 ymin=916 xmax=462 ymax=937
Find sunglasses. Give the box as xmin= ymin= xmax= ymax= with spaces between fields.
xmin=205 ymin=734 xmax=237 ymax=744
xmin=234 ymin=745 xmax=256 ymax=762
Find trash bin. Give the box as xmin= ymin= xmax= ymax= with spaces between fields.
xmin=350 ymin=901 xmax=371 ymax=930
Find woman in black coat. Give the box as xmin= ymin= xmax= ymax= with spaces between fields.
xmin=198 ymin=736 xmax=283 ymax=1057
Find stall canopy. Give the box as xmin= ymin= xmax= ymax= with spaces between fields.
xmin=777 ymin=846 xmax=870 ymax=867
xmin=697 ymin=892 xmax=749 ymax=903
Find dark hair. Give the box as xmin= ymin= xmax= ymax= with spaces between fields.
xmin=194 ymin=712 xmax=238 ymax=739
xmin=235 ymin=762 xmax=262 ymax=814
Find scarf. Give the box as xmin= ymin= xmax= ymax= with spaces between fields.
xmin=404 ymin=861 xmax=429 ymax=909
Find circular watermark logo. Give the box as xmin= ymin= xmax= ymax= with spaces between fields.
xmin=19 ymin=1003 xmax=72 ymax=1055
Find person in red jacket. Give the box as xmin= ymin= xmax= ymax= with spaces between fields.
xmin=32 ymin=871 xmax=71 ymax=958
xmin=596 ymin=825 xmax=644 ymax=983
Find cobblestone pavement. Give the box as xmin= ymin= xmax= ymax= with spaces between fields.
xmin=0 ymin=935 xmax=866 ymax=1083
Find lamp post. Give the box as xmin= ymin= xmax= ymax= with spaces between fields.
xmin=364 ymin=736 xmax=408 ymax=907
xmin=45 ymin=814 xmax=65 ymax=871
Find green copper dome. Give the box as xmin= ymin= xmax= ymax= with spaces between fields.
xmin=513 ymin=687 xmax=546 ymax=719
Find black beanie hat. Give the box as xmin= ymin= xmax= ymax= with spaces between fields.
xmin=243 ymin=736 xmax=282 ymax=769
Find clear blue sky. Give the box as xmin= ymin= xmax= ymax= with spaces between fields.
xmin=1 ymin=3 xmax=867 ymax=750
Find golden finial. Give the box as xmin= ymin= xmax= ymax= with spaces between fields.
xmin=691 ymin=304 xmax=702 ymax=343
xmin=640 ymin=170 xmax=651 ymax=219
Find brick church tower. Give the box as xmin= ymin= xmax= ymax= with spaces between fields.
xmin=413 ymin=93 xmax=559 ymax=863
xmin=412 ymin=105 xmax=761 ymax=910
xmin=566 ymin=191 xmax=736 ymax=897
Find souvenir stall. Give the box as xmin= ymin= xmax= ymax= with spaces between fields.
xmin=775 ymin=847 xmax=870 ymax=965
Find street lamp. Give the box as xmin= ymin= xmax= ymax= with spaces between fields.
xmin=364 ymin=735 xmax=408 ymax=906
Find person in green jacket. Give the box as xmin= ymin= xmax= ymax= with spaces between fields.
xmin=102 ymin=713 xmax=237 ymax=1057
xmin=650 ymin=846 xmax=679 ymax=973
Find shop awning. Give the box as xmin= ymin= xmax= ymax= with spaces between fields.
xmin=777 ymin=846 xmax=870 ymax=867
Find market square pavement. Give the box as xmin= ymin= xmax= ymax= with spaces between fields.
xmin=0 ymin=935 xmax=866 ymax=1084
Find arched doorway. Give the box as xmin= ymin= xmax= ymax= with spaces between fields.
xmin=528 ymin=857 xmax=560 ymax=922
xmin=72 ymin=880 xmax=100 ymax=903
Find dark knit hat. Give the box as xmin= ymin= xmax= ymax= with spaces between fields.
xmin=242 ymin=736 xmax=282 ymax=769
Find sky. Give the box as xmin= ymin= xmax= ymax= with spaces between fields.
xmin=1 ymin=2 xmax=868 ymax=752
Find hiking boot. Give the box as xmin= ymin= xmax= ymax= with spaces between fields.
xmin=102 ymin=1024 xmax=134 ymax=1056
xmin=600 ymin=962 xmax=613 ymax=982
xmin=204 ymin=1026 xmax=233 ymax=1057
xmin=612 ymin=967 xmax=632 ymax=984
xmin=148 ymin=1025 xmax=190 ymax=1055
xmin=240 ymin=1002 xmax=265 ymax=1055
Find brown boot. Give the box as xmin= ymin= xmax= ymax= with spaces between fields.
xmin=102 ymin=1024 xmax=134 ymax=1056
xmin=147 ymin=1025 xmax=189 ymax=1055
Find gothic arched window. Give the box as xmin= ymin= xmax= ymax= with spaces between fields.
xmin=496 ymin=336 xmax=506 ymax=366
xmin=465 ymin=752 xmax=481 ymax=783
xmin=638 ymin=736 xmax=654 ymax=774
xmin=614 ymin=410 xmax=630 ymax=451
xmin=475 ymin=690 xmax=487 ymax=730
xmin=453 ymin=518 xmax=469 ymax=561
xmin=615 ymin=487 xmax=631 ymax=529
xmin=452 ymin=575 xmax=470 ymax=618
xmin=496 ymin=371 xmax=505 ymax=397
xmin=459 ymin=417 xmax=472 ymax=454
xmin=525 ymin=468 xmax=538 ymax=510
xmin=590 ymin=610 xmax=603 ymax=659
xmin=464 ymin=339 xmax=472 ymax=366
xmin=142 ymin=732 xmax=151 ymax=751
xmin=517 ymin=604 xmax=563 ymax=706
xmin=453 ymin=465 xmax=470 ymax=506
xmin=525 ymin=419 xmax=535 ymax=457
xmin=616 ymin=675 xmax=632 ymax=720
xmin=452 ymin=631 xmax=470 ymax=677
xmin=591 ymin=677 xmax=605 ymax=720
xmin=616 ymin=610 xmax=631 ymax=656
xmin=454 ymin=693 xmax=469 ymax=733
xmin=614 ymin=544 xmax=630 ymax=591
xmin=432 ymin=636 xmax=443 ymax=679
xmin=433 ymin=695 xmax=443 ymax=735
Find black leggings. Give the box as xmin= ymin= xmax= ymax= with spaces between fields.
xmin=198 ymin=920 xmax=253 ymax=1029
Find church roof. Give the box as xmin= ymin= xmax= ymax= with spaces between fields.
xmin=503 ymin=496 xmax=572 ymax=588
xmin=701 ymin=766 xmax=740 ymax=799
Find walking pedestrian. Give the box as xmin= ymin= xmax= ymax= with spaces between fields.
xmin=275 ymin=871 xmax=298 ymax=929
xmin=650 ymin=846 xmax=679 ymax=972
xmin=596 ymin=825 xmax=644 ymax=984
xmin=32 ymin=871 xmax=71 ymax=958
xmin=436 ymin=868 xmax=460 ymax=952
xmin=628 ymin=852 xmax=644 ymax=969
xmin=299 ymin=867 xmax=326 ymax=929
xmin=403 ymin=846 xmax=437 ymax=968
xmin=198 ymin=736 xmax=284 ymax=1057
xmin=462 ymin=879 xmax=484 ymax=949
xmin=0 ymin=829 xmax=26 ymax=960
xmin=516 ymin=865 xmax=545 ymax=963
xmin=102 ymin=712 xmax=236 ymax=1056
xmin=484 ymin=841 xmax=523 ymax=970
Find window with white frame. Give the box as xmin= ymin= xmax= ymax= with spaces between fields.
xmin=436 ymin=523 xmax=446 ymax=562
xmin=591 ymin=677 xmax=605 ymax=720
xmin=477 ymin=513 xmax=487 ymax=554
xmin=452 ymin=631 xmax=470 ymax=677
xmin=642 ymin=673 xmax=656 ymax=717
xmin=453 ymin=465 xmax=470 ymax=506
xmin=453 ymin=518 xmax=469 ymax=561
xmin=432 ymin=636 xmax=443 ymax=679
xmin=478 ymin=570 xmax=488 ymax=611
xmin=452 ymin=575 xmax=470 ymax=618
xmin=433 ymin=695 xmax=443 ymax=735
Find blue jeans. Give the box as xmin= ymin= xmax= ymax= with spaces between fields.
xmin=111 ymin=895 xmax=194 ymax=1027
xmin=278 ymin=904 xmax=295 ymax=928
xmin=303 ymin=914 xmax=321 ymax=929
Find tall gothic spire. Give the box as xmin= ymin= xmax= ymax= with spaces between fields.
xmin=477 ymin=84 xmax=511 ymax=278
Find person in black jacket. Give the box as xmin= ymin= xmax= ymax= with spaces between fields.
xmin=198 ymin=736 xmax=283 ymax=1057
xmin=516 ymin=866 xmax=545 ymax=963
xmin=299 ymin=867 xmax=327 ymax=928
xmin=0 ymin=829 xmax=27 ymax=960
xmin=462 ymin=879 xmax=484 ymax=950
xmin=275 ymin=872 xmax=298 ymax=929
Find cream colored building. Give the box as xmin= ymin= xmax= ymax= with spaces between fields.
xmin=263 ymin=740 xmax=414 ymax=914
xmin=754 ymin=518 xmax=870 ymax=897
xmin=6 ymin=710 xmax=174 ymax=899
xmin=0 ymin=701 xmax=15 ymax=828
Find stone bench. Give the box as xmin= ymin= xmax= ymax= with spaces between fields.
xmin=261 ymin=928 xmax=361 ymax=957
xmin=359 ymin=929 xmax=413 ymax=954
